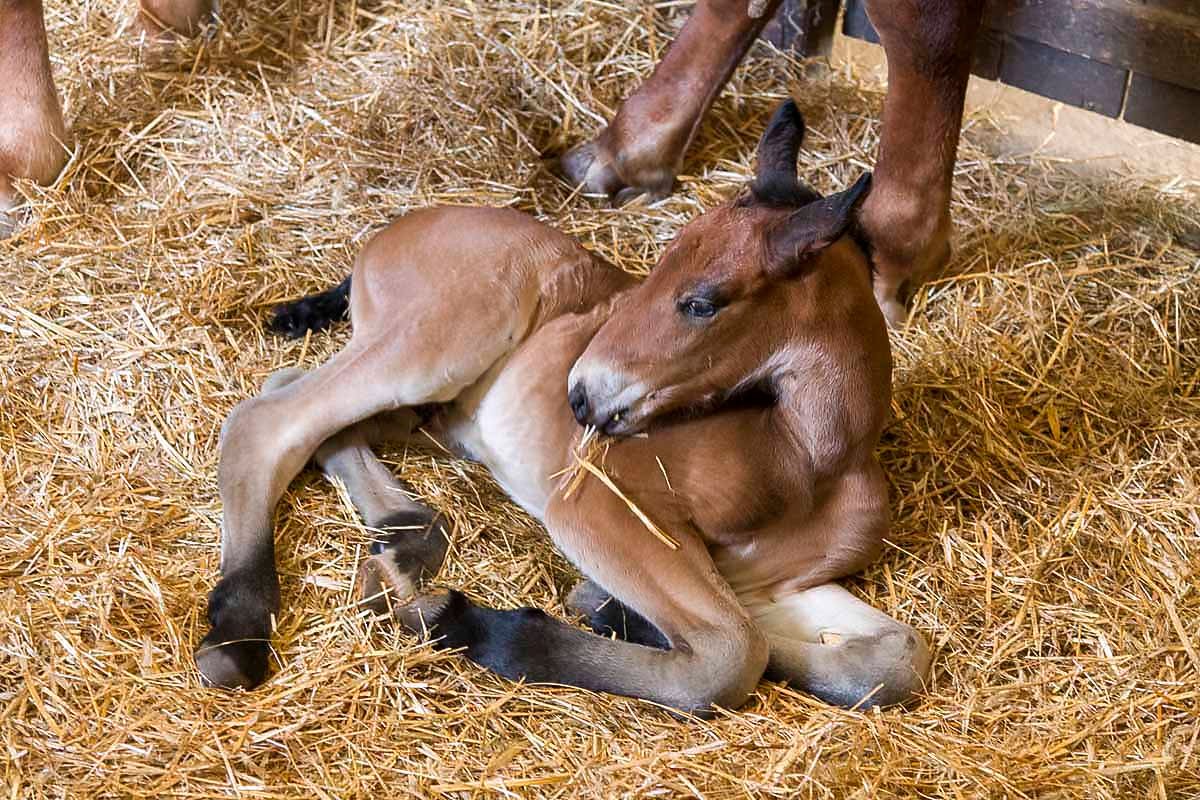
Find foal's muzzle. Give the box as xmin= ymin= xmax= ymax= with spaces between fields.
xmin=567 ymin=381 xmax=629 ymax=434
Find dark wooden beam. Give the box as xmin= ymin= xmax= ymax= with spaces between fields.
xmin=984 ymin=0 xmax=1200 ymax=92
xmin=999 ymin=34 xmax=1128 ymax=118
xmin=1124 ymin=73 xmax=1200 ymax=144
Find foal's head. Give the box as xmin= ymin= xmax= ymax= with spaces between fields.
xmin=568 ymin=100 xmax=888 ymax=436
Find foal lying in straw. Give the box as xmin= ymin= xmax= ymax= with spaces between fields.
xmin=196 ymin=102 xmax=930 ymax=714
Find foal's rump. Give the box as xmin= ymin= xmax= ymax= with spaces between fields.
xmin=347 ymin=207 xmax=591 ymax=339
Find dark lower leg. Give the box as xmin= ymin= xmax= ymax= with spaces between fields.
xmin=857 ymin=0 xmax=983 ymax=325
xmin=391 ymin=588 xmax=749 ymax=715
xmin=365 ymin=503 xmax=767 ymax=711
xmin=560 ymin=0 xmax=781 ymax=204
xmin=0 ymin=0 xmax=67 ymax=234
xmin=196 ymin=358 xmax=396 ymax=689
xmin=316 ymin=414 xmax=450 ymax=607
xmin=567 ymin=579 xmax=669 ymax=650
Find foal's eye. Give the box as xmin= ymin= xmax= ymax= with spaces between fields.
xmin=679 ymin=298 xmax=718 ymax=319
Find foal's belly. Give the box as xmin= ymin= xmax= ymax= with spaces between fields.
xmin=442 ymin=312 xmax=599 ymax=519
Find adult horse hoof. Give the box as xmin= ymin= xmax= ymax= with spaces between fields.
xmin=137 ymin=0 xmax=216 ymax=38
xmin=559 ymin=138 xmax=672 ymax=207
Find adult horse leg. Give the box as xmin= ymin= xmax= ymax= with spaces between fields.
xmin=857 ymin=0 xmax=984 ymax=325
xmin=747 ymin=583 xmax=931 ymax=708
xmin=560 ymin=0 xmax=781 ymax=205
xmin=0 ymin=0 xmax=67 ymax=236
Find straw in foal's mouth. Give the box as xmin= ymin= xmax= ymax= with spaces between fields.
xmin=555 ymin=426 xmax=680 ymax=550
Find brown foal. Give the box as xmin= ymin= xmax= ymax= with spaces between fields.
xmin=196 ymin=102 xmax=930 ymax=715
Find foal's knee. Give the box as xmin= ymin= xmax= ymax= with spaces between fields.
xmin=220 ymin=381 xmax=303 ymax=457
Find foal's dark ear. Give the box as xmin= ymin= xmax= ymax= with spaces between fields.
xmin=765 ymin=172 xmax=871 ymax=276
xmin=748 ymin=99 xmax=821 ymax=207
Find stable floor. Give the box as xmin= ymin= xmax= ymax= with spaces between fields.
xmin=2 ymin=1 xmax=1198 ymax=797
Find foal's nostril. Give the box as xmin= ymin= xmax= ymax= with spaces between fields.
xmin=568 ymin=383 xmax=590 ymax=425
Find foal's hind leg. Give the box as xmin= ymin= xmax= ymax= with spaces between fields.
xmin=259 ymin=368 xmax=450 ymax=605
xmin=196 ymin=328 xmax=517 ymax=689
xmin=746 ymin=583 xmax=931 ymax=708
xmin=315 ymin=412 xmax=451 ymax=608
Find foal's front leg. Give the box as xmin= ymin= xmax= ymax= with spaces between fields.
xmin=561 ymin=0 xmax=781 ymax=205
xmin=747 ymin=583 xmax=931 ymax=708
xmin=372 ymin=478 xmax=770 ymax=715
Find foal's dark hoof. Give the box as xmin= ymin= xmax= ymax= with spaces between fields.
xmin=567 ymin=579 xmax=669 ymax=650
xmin=392 ymin=588 xmax=464 ymax=637
xmin=358 ymin=508 xmax=450 ymax=615
xmin=195 ymin=569 xmax=278 ymax=689
xmin=370 ymin=509 xmax=450 ymax=579
xmin=195 ymin=630 xmax=271 ymax=690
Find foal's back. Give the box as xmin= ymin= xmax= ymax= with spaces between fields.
xmin=349 ymin=207 xmax=629 ymax=346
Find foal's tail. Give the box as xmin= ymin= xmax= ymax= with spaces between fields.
xmin=268 ymin=275 xmax=351 ymax=338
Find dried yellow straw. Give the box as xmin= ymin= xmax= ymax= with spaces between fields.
xmin=2 ymin=0 xmax=1197 ymax=795
xmin=555 ymin=427 xmax=679 ymax=549
xmin=570 ymin=455 xmax=680 ymax=550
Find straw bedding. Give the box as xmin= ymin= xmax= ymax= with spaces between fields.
xmin=3 ymin=0 xmax=1199 ymax=796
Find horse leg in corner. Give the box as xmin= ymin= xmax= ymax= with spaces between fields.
xmin=747 ymin=583 xmax=931 ymax=708
xmin=857 ymin=0 xmax=983 ymax=325
xmin=0 ymin=0 xmax=67 ymax=236
xmin=376 ymin=479 xmax=770 ymax=715
xmin=560 ymin=0 xmax=781 ymax=205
